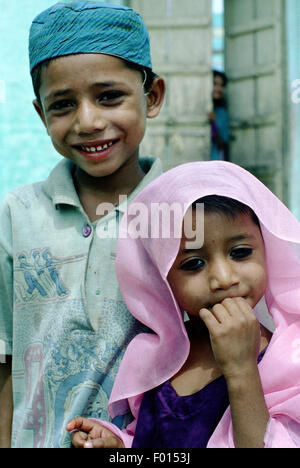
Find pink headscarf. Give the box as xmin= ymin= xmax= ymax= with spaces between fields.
xmin=109 ymin=161 xmax=300 ymax=448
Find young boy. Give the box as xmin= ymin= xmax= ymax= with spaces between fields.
xmin=0 ymin=1 xmax=165 ymax=448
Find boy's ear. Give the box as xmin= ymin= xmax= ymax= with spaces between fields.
xmin=33 ymin=99 xmax=49 ymax=134
xmin=146 ymin=76 xmax=165 ymax=119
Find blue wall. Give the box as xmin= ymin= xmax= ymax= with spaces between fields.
xmin=212 ymin=0 xmax=224 ymax=71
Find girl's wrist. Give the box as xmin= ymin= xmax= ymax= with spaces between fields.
xmin=223 ymin=361 xmax=259 ymax=389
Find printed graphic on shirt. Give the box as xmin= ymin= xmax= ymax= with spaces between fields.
xmin=22 ymin=344 xmax=47 ymax=448
xmin=14 ymin=248 xmax=86 ymax=304
xmin=13 ymin=298 xmax=140 ymax=447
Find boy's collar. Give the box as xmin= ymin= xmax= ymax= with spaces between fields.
xmin=43 ymin=159 xmax=81 ymax=208
xmin=42 ymin=157 xmax=162 ymax=212
xmin=116 ymin=157 xmax=162 ymax=214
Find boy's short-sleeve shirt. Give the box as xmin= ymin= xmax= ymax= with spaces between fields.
xmin=0 ymin=157 xmax=162 ymax=448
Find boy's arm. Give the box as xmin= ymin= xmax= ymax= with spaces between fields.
xmin=0 ymin=356 xmax=13 ymax=448
xmin=0 ymin=200 xmax=14 ymax=448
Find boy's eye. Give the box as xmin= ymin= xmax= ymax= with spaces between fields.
xmin=231 ymin=247 xmax=253 ymax=259
xmin=180 ymin=258 xmax=205 ymax=271
xmin=99 ymin=90 xmax=125 ymax=104
xmin=48 ymin=100 xmax=74 ymax=112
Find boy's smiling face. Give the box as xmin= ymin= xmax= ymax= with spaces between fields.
xmin=34 ymin=53 xmax=163 ymax=180
xmin=167 ymin=210 xmax=268 ymax=318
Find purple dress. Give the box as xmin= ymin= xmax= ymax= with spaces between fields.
xmin=132 ymin=349 xmax=266 ymax=448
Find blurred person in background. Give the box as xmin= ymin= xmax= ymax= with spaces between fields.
xmin=208 ymin=70 xmax=230 ymax=161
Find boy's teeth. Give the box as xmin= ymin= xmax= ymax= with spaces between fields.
xmin=81 ymin=142 xmax=113 ymax=152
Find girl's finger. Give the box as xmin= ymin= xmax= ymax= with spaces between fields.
xmin=84 ymin=436 xmax=124 ymax=449
xmin=222 ymin=297 xmax=257 ymax=322
xmin=199 ymin=307 xmax=220 ymax=330
xmin=71 ymin=431 xmax=88 ymax=448
xmin=210 ymin=302 xmax=232 ymax=323
xmin=219 ymin=298 xmax=241 ymax=317
xmin=66 ymin=417 xmax=95 ymax=433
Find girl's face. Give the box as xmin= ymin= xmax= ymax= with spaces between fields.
xmin=213 ymin=75 xmax=226 ymax=101
xmin=167 ymin=210 xmax=268 ymax=318
xmin=34 ymin=53 xmax=163 ymax=180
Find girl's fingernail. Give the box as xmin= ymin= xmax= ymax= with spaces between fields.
xmin=84 ymin=441 xmax=93 ymax=448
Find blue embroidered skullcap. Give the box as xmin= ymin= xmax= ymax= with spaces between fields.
xmin=29 ymin=1 xmax=152 ymax=72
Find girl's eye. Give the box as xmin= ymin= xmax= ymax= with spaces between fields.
xmin=180 ymin=258 xmax=205 ymax=271
xmin=231 ymin=247 xmax=253 ymax=259
xmin=100 ymin=90 xmax=125 ymax=104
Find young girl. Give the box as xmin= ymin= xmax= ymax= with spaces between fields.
xmin=67 ymin=161 xmax=300 ymax=448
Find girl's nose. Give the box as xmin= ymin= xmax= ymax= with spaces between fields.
xmin=74 ymin=100 xmax=107 ymax=134
xmin=209 ymin=259 xmax=239 ymax=291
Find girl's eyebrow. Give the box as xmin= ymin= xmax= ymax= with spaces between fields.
xmin=229 ymin=233 xmax=255 ymax=242
xmin=180 ymin=233 xmax=256 ymax=255
xmin=180 ymin=247 xmax=202 ymax=255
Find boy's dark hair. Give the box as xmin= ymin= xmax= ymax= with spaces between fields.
xmin=31 ymin=57 xmax=157 ymax=105
xmin=125 ymin=61 xmax=157 ymax=94
xmin=192 ymin=195 xmax=261 ymax=229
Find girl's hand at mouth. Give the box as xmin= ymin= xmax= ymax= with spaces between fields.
xmin=199 ymin=297 xmax=261 ymax=380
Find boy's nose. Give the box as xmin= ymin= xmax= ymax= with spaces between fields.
xmin=74 ymin=100 xmax=107 ymax=134
xmin=209 ymin=259 xmax=239 ymax=291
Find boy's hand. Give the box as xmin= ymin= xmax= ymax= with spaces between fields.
xmin=66 ymin=417 xmax=125 ymax=448
xmin=199 ymin=297 xmax=261 ymax=379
